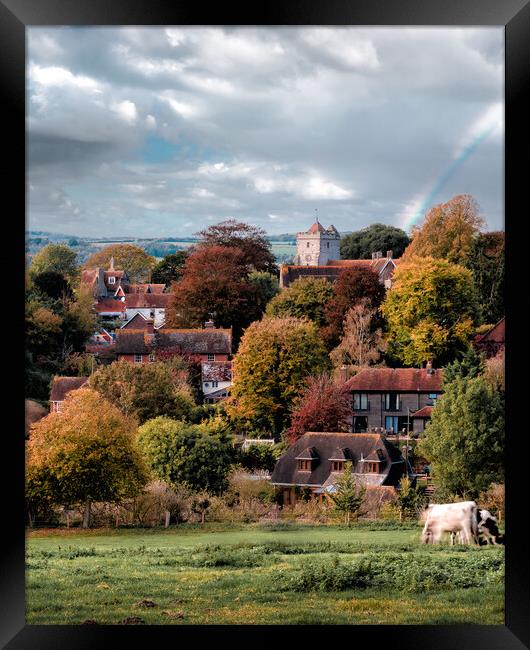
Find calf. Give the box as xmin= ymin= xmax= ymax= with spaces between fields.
xmin=421 ymin=501 xmax=479 ymax=545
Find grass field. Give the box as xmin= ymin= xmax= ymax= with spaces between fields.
xmin=26 ymin=522 xmax=504 ymax=625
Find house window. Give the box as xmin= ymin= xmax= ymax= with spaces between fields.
xmin=108 ymin=276 xmax=115 ymax=284
xmin=353 ymin=416 xmax=368 ymax=433
xmin=365 ymin=462 xmax=379 ymax=473
xmin=331 ymin=461 xmax=344 ymax=472
xmin=385 ymin=415 xmax=399 ymax=433
xmin=207 ymin=353 xmax=215 ymax=362
xmin=148 ymin=353 xmax=155 ymax=363
xmin=428 ymin=393 xmax=439 ymax=405
xmin=353 ymin=393 xmax=368 ymax=410
xmin=384 ymin=393 xmax=400 ymax=410
xmin=134 ymin=354 xmax=142 ymax=363
xmin=212 ymin=381 xmax=218 ymax=388
xmin=51 ymin=401 xmax=61 ymax=412
xmin=298 ymin=459 xmax=312 ymax=471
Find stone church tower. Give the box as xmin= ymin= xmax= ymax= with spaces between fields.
xmin=294 ymin=219 xmax=341 ymax=266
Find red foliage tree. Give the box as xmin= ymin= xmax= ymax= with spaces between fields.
xmin=286 ymin=374 xmax=353 ymax=445
xmin=321 ymin=267 xmax=386 ymax=349
xmin=165 ymin=245 xmax=260 ymax=343
xmin=195 ymin=218 xmax=277 ymax=274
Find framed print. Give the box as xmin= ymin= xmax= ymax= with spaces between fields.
xmin=2 ymin=0 xmax=529 ymax=647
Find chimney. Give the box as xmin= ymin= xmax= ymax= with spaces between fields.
xmin=146 ymin=319 xmax=154 ymax=334
xmin=371 ymin=252 xmax=377 ymax=260
xmin=426 ymin=360 xmax=434 ymax=375
xmin=386 ymin=250 xmax=393 ymax=259
xmin=377 ymin=251 xmax=382 ymax=259
xmin=338 ymin=365 xmax=348 ymax=384
xmin=109 ymin=256 xmax=115 ymax=271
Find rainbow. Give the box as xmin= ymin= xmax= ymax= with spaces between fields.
xmin=399 ymin=102 xmax=503 ymax=232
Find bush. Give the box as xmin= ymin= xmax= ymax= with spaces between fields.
xmin=278 ymin=556 xmax=374 ymax=592
xmin=478 ymin=483 xmax=505 ymax=522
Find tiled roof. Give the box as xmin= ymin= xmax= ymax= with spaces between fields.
xmin=155 ymin=329 xmax=231 ymax=355
xmin=344 ymin=368 xmax=443 ymax=392
xmin=25 ymin=399 xmax=48 ymax=435
xmin=121 ymin=313 xmax=154 ymax=330
xmin=411 ymin=406 xmax=433 ymax=418
xmin=201 ymin=361 xmax=232 ymax=382
xmin=128 ymin=284 xmax=166 ymax=294
xmin=115 ymin=331 xmax=151 ymax=354
xmin=94 ymin=298 xmax=127 ymax=313
xmin=125 ymin=293 xmax=171 ymax=309
xmin=50 ymin=376 xmax=89 ymax=402
xmin=475 ymin=317 xmax=505 ymax=344
xmin=295 ymin=446 xmax=319 ymax=460
xmin=308 ymin=221 xmax=326 ymax=233
xmin=270 ymin=432 xmax=406 ymax=488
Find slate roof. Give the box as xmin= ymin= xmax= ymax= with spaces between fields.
xmin=50 ymin=376 xmax=89 ymax=402
xmin=270 ymin=432 xmax=407 ymax=488
xmin=295 ymin=446 xmax=319 ymax=460
xmin=344 ymin=368 xmax=443 ymax=393
xmin=201 ymin=361 xmax=232 ymax=382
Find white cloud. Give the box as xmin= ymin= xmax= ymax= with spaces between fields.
xmin=29 ymin=63 xmax=101 ymax=92
xmin=110 ymin=100 xmax=138 ymax=124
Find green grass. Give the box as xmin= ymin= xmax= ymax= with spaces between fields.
xmin=26 ymin=523 xmax=504 ymax=625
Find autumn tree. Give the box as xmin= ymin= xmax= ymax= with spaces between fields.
xmin=322 ymin=267 xmax=386 ymax=349
xmin=340 ymin=223 xmax=410 ymax=260
xmin=464 ymin=231 xmax=504 ymax=324
xmin=165 ymin=245 xmax=261 ymax=343
xmin=382 ymin=257 xmax=479 ymax=366
xmin=195 ymin=218 xmax=277 ymax=274
xmin=89 ymin=360 xmax=195 ymax=424
xmin=286 ymin=373 xmax=353 ymax=445
xmin=418 ymin=376 xmax=504 ymax=499
xmin=330 ymin=462 xmax=366 ymax=526
xmin=137 ymin=416 xmax=234 ymax=494
xmin=83 ymin=244 xmax=156 ymax=282
xmin=151 ymin=251 xmax=188 ymax=286
xmin=228 ymin=317 xmax=330 ymax=436
xmin=30 ymin=243 xmax=78 ymax=281
xmin=26 ymin=388 xmax=148 ymax=527
xmin=402 ymin=194 xmax=485 ymax=265
xmin=266 ymin=277 xmax=334 ymax=327
xmin=330 ymin=299 xmax=387 ymax=373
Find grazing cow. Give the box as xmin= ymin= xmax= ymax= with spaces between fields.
xmin=421 ymin=501 xmax=479 ymax=545
xmin=477 ymin=509 xmax=504 ymax=545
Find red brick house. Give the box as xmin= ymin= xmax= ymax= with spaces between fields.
xmin=49 ymin=376 xmax=89 ymax=412
xmin=344 ymin=366 xmax=443 ymax=435
xmin=270 ymin=431 xmax=409 ymax=506
xmin=114 ymin=327 xmax=232 ymax=364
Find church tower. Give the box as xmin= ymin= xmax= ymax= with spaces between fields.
xmin=294 ymin=219 xmax=341 ymax=266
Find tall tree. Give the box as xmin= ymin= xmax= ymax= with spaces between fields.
xmin=137 ymin=416 xmax=234 ymax=494
xmin=32 ymin=271 xmax=73 ymax=301
xmin=464 ymin=231 xmax=504 ymax=324
xmin=330 ymin=462 xmax=366 ymax=526
xmin=228 ymin=317 xmax=330 ymax=436
xmin=418 ymin=376 xmax=504 ymax=499
xmin=165 ymin=245 xmax=260 ymax=342
xmin=340 ymin=223 xmax=410 ymax=260
xmin=322 ymin=267 xmax=385 ymax=349
xmin=286 ymin=373 xmax=353 ymax=445
xmin=443 ymin=346 xmax=485 ymax=384
xmin=402 ymin=194 xmax=485 ymax=265
xmin=266 ymin=277 xmax=334 ymax=327
xmin=151 ymin=251 xmax=188 ymax=286
xmin=382 ymin=257 xmax=479 ymax=366
xmin=26 ymin=388 xmax=147 ymax=527
xmin=195 ymin=218 xmax=277 ymax=274
xmin=30 ymin=243 xmax=78 ymax=281
xmin=329 ymin=299 xmax=387 ymax=371
xmin=83 ymin=244 xmax=156 ymax=283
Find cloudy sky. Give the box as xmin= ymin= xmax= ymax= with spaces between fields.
xmin=27 ymin=27 xmax=504 ymax=238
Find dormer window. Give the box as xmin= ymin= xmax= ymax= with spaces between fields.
xmin=331 ymin=461 xmax=344 ymax=472
xmin=108 ymin=276 xmax=116 ymax=285
xmin=366 ymin=462 xmax=379 ymax=473
xmin=298 ymin=459 xmax=312 ymax=471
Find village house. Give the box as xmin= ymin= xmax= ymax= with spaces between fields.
xmin=344 ymin=364 xmax=443 ymax=435
xmin=270 ymin=431 xmax=409 ymax=506
xmin=279 ymin=220 xmax=400 ymax=289
xmin=114 ymin=326 xmax=232 ymax=364
xmin=81 ymin=257 xmax=130 ymax=299
xmin=201 ymin=361 xmax=233 ymax=403
xmin=123 ymin=293 xmax=171 ymax=328
xmin=49 ymin=376 xmax=89 ymax=412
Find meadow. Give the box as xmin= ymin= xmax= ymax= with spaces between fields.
xmin=26 ymin=522 xmax=504 ymax=625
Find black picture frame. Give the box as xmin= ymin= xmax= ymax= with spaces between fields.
xmin=3 ymin=1 xmax=528 ymax=647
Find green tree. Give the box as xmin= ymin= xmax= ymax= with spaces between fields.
xmin=26 ymin=388 xmax=147 ymax=527
xmin=228 ymin=317 xmax=330 ymax=436
xmin=402 ymin=194 xmax=485 ymax=265
xmin=382 ymin=257 xmax=479 ymax=366
xmin=30 ymin=243 xmax=78 ymax=281
xmin=83 ymin=244 xmax=156 ymax=283
xmin=330 ymin=462 xmax=366 ymax=526
xmin=464 ymin=231 xmax=504 ymax=324
xmin=266 ymin=277 xmax=334 ymax=327
xmin=396 ymin=476 xmax=426 ymax=521
xmin=237 ymin=444 xmax=281 ymax=472
xmin=137 ymin=416 xmax=234 ymax=494
xmin=418 ymin=376 xmax=504 ymax=499
xmin=89 ymin=360 xmax=195 ymax=424
xmin=32 ymin=271 xmax=73 ymax=301
xmin=340 ymin=223 xmax=410 ymax=260
xmin=151 ymin=251 xmax=189 ymax=286
xmin=247 ymin=271 xmax=280 ymax=311
xmin=443 ymin=346 xmax=485 ymax=384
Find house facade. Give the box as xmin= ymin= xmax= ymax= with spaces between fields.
xmin=49 ymin=376 xmax=89 ymax=412
xmin=270 ymin=431 xmax=409 ymax=506
xmin=344 ymin=366 xmax=443 ymax=435
xmin=201 ymin=361 xmax=232 ymax=403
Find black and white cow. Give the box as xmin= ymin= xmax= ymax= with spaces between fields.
xmin=476 ymin=509 xmax=504 ymax=545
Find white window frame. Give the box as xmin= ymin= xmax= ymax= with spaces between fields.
xmin=134 ymin=354 xmax=143 ymax=363
xmin=108 ymin=276 xmax=116 ymax=284
xmin=207 ymin=353 xmax=215 ymax=362
xmin=148 ymin=353 xmax=155 ymax=363
xmin=212 ymin=380 xmax=218 ymax=388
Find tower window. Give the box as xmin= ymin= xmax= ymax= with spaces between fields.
xmin=307 ymin=242 xmax=310 ymax=248
xmin=327 ymin=242 xmax=329 ymax=248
